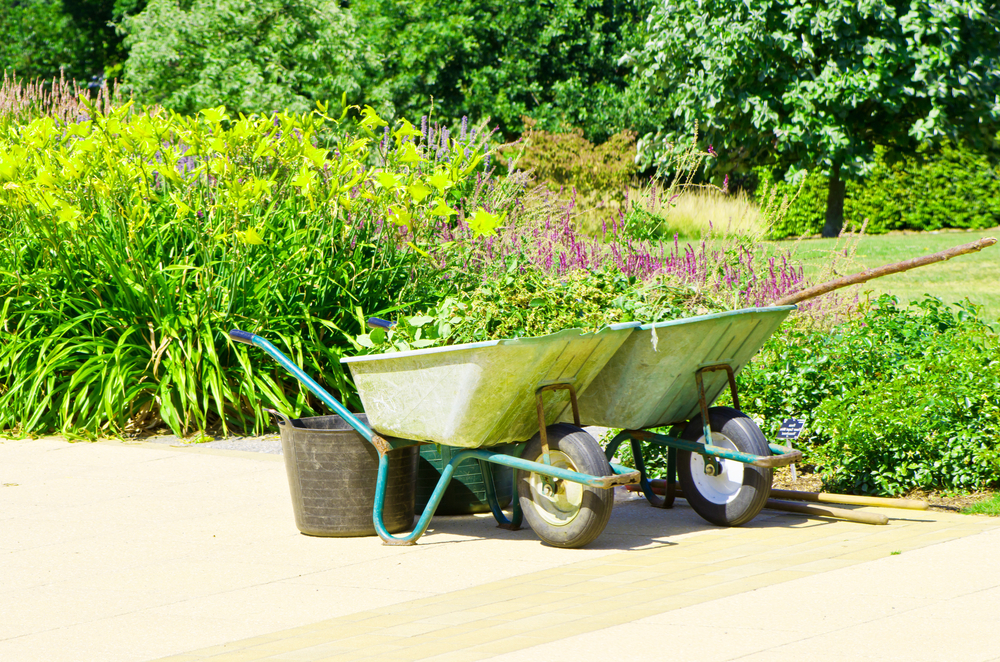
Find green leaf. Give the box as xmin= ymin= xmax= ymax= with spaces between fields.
xmin=236 ymin=227 xmax=266 ymax=245
xmin=408 ymin=315 xmax=435 ymax=327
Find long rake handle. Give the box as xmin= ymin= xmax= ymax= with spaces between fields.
xmin=772 ymin=237 xmax=996 ymax=306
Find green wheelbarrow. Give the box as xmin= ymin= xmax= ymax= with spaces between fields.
xmin=229 ymin=305 xmax=801 ymax=548
xmin=230 ymin=323 xmax=644 ymax=548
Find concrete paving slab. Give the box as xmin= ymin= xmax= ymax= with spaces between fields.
xmin=3 ymin=436 xmax=1000 ymax=662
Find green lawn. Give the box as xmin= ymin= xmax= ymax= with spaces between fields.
xmin=774 ymin=228 xmax=1000 ymax=323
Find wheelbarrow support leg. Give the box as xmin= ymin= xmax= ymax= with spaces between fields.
xmin=373 ymin=451 xmax=461 ymax=546
xmin=481 ymin=458 xmax=523 ymax=531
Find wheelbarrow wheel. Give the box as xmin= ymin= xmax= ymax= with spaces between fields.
xmin=516 ymin=424 xmax=614 ymax=549
xmin=677 ymin=407 xmax=772 ymax=527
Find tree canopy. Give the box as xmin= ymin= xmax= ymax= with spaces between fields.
xmin=120 ymin=0 xmax=371 ymax=116
xmin=352 ymin=0 xmax=652 ymax=140
xmin=0 ymin=0 xmax=145 ymax=83
xmin=118 ymin=0 xmax=649 ymax=139
xmin=628 ymin=0 xmax=1000 ymax=235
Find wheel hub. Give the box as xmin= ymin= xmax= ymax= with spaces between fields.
xmin=527 ymin=450 xmax=584 ymax=527
xmin=691 ymin=433 xmax=745 ymax=505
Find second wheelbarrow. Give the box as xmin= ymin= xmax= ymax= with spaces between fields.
xmin=575 ymin=305 xmax=803 ymax=527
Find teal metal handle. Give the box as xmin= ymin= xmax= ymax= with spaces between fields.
xmin=229 ymin=328 xmax=373 ymax=442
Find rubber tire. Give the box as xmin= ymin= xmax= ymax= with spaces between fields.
xmin=516 ymin=424 xmax=614 ymax=548
xmin=677 ymin=407 xmax=772 ymax=527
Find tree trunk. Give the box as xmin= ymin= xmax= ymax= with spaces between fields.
xmin=821 ymin=162 xmax=846 ymax=237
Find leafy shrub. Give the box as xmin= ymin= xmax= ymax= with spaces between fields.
xmin=352 ymin=0 xmax=653 ymax=141
xmin=0 ymin=100 xmax=502 ymax=437
xmin=738 ymin=295 xmax=1000 ymax=494
xmin=0 ymin=0 xmax=111 ymax=83
xmin=505 ymin=119 xmax=637 ymax=197
xmin=754 ymin=168 xmax=829 ymax=238
xmin=893 ymin=141 xmax=1000 ymax=232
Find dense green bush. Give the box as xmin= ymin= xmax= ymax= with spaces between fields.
xmin=117 ymin=0 xmax=650 ymax=141
xmin=0 ymin=1 xmax=90 ymax=82
xmin=0 ymin=0 xmax=143 ymax=83
xmin=503 ymin=119 xmax=637 ymax=197
xmin=353 ymin=0 xmax=653 ymax=141
xmin=738 ymin=295 xmax=1000 ymax=494
xmin=760 ymin=142 xmax=1000 ymax=238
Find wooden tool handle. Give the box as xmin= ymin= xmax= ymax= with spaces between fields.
xmin=769 ymin=488 xmax=927 ymax=510
xmin=773 ymin=237 xmax=996 ymax=306
xmin=764 ymin=498 xmax=889 ymax=525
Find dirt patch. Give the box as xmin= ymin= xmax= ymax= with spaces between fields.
xmin=770 ymin=467 xmax=996 ymax=513
xmin=772 ymin=467 xmax=823 ymax=492
xmin=903 ymin=489 xmax=996 ymax=513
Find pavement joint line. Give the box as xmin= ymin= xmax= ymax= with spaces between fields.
xmin=153 ymin=508 xmax=1000 ymax=662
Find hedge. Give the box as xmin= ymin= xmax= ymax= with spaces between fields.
xmin=759 ymin=141 xmax=1000 ymax=239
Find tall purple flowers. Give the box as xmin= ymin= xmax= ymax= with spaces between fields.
xmin=432 ymin=192 xmax=819 ymax=311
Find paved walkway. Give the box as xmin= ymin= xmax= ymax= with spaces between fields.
xmin=3 ymin=437 xmax=999 ymax=662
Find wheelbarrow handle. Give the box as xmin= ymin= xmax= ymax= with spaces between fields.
xmin=367 ymin=317 xmax=396 ymax=329
xmin=229 ymin=328 xmax=256 ymax=345
xmin=227 ymin=328 xmax=374 ymax=442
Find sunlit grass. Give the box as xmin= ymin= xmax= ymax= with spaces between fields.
xmin=660 ymin=187 xmax=766 ymax=239
xmin=962 ymin=492 xmax=1000 ymax=516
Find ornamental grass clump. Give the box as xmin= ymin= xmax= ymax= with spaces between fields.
xmin=0 ymin=70 xmax=118 ymax=128
xmin=0 ymin=99 xmax=504 ymax=437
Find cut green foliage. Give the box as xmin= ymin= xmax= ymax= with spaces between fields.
xmin=353 ymin=265 xmax=726 ymax=353
xmin=738 ymin=295 xmax=1000 ymax=495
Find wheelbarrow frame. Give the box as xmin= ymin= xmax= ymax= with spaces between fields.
xmin=231 ymin=304 xmax=805 ymax=546
xmin=585 ymin=308 xmax=804 ymax=521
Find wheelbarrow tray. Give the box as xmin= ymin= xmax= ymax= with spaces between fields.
xmin=575 ymin=306 xmax=796 ymax=429
xmin=341 ymin=323 xmax=638 ymax=449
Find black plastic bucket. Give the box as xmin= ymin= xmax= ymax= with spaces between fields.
xmin=415 ymin=444 xmax=513 ymax=515
xmin=274 ymin=413 xmax=418 ymax=537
